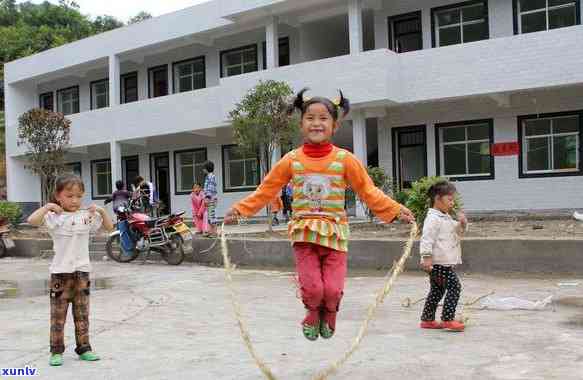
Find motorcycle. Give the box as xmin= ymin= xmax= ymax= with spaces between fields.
xmin=106 ymin=199 xmax=192 ymax=265
xmin=0 ymin=217 xmax=15 ymax=258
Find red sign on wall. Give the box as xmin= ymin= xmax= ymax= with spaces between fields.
xmin=491 ymin=142 xmax=519 ymax=156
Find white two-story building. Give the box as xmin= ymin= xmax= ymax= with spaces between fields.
xmin=4 ymin=0 xmax=583 ymax=217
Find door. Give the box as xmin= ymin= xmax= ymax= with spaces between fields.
xmin=150 ymin=153 xmax=171 ymax=216
xmin=122 ymin=156 xmax=139 ymax=188
xmin=392 ymin=126 xmax=427 ymax=189
xmin=388 ymin=11 xmax=423 ymax=53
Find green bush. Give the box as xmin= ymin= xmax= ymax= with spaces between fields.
xmin=394 ymin=189 xmax=410 ymax=206
xmin=405 ymin=176 xmax=462 ymax=228
xmin=0 ymin=201 xmax=22 ymax=226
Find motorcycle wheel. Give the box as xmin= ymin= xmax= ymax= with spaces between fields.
xmin=0 ymin=240 xmax=6 ymax=258
xmin=162 ymin=234 xmax=185 ymax=265
xmin=106 ymin=234 xmax=140 ymax=263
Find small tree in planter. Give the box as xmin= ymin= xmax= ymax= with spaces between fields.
xmin=228 ymin=80 xmax=299 ymax=230
xmin=405 ymin=176 xmax=463 ymax=229
xmin=17 ymin=109 xmax=71 ymax=204
xmin=362 ymin=166 xmax=395 ymax=223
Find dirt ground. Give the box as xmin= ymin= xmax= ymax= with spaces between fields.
xmin=240 ymin=217 xmax=583 ymax=240
xmin=11 ymin=217 xmax=583 ymax=241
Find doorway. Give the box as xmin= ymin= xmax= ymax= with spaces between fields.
xmin=392 ymin=126 xmax=427 ymax=189
xmin=122 ymin=156 xmax=139 ymax=188
xmin=150 ymin=152 xmax=171 ymax=215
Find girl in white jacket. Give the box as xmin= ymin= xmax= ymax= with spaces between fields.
xmin=419 ymin=181 xmax=467 ymax=332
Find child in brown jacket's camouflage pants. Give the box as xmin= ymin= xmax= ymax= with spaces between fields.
xmin=49 ymin=272 xmax=92 ymax=355
xmin=27 ymin=174 xmax=114 ymax=367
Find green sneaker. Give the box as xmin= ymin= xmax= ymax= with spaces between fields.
xmin=302 ymin=324 xmax=319 ymax=341
xmin=320 ymin=320 xmax=335 ymax=339
xmin=78 ymin=351 xmax=100 ymax=361
xmin=49 ymin=353 xmax=63 ymax=366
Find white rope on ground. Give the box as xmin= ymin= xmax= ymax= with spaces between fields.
xmin=220 ymin=221 xmax=419 ymax=380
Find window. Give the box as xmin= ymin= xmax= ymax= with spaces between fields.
xmin=432 ymin=1 xmax=489 ymax=47
xmin=518 ymin=111 xmax=582 ymax=177
xmin=389 ymin=11 xmax=423 ymax=53
xmin=148 ymin=65 xmax=168 ymax=98
xmin=222 ymin=145 xmax=260 ymax=191
xmin=220 ymin=45 xmax=258 ymax=78
xmin=514 ymin=0 xmax=580 ymax=34
xmin=436 ymin=119 xmax=494 ymax=180
xmin=173 ymin=57 xmax=206 ymax=93
xmin=56 ymin=86 xmax=79 ymax=115
xmin=121 ymin=72 xmax=138 ymax=104
xmin=262 ymin=37 xmax=291 ymax=69
xmin=90 ymin=79 xmax=109 ymax=110
xmin=65 ymin=162 xmax=82 ymax=178
xmin=91 ymin=160 xmax=112 ymax=198
xmin=39 ymin=92 xmax=54 ymax=111
xmin=174 ymin=149 xmax=207 ymax=194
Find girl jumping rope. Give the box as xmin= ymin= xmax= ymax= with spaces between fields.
xmin=27 ymin=174 xmax=114 ymax=366
xmin=225 ymin=89 xmax=414 ymax=341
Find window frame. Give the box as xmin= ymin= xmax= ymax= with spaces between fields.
xmin=431 ymin=0 xmax=490 ymax=48
xmin=90 ymin=78 xmax=109 ymax=110
xmin=435 ymin=118 xmax=495 ymax=181
xmin=90 ymin=159 xmax=112 ymax=200
xmin=517 ymin=110 xmax=583 ymax=178
xmin=147 ymin=64 xmax=169 ymax=99
xmin=56 ymin=85 xmax=80 ymax=115
xmin=261 ymin=36 xmax=291 ymax=69
xmin=388 ymin=11 xmax=423 ymax=53
xmin=173 ymin=148 xmax=208 ymax=195
xmin=513 ymin=0 xmax=581 ymax=34
xmin=39 ymin=91 xmax=54 ymax=111
xmin=120 ymin=71 xmax=139 ymax=104
xmin=172 ymin=56 xmax=206 ymax=94
xmin=65 ymin=162 xmax=82 ymax=178
xmin=219 ymin=44 xmax=259 ymax=78
xmin=221 ymin=144 xmax=261 ymax=192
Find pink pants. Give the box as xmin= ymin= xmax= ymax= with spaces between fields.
xmin=294 ymin=242 xmax=347 ymax=330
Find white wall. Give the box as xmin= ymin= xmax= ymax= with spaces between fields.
xmin=379 ymin=86 xmax=583 ymax=211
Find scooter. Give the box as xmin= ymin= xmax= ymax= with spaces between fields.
xmin=106 ymin=199 xmax=192 ymax=265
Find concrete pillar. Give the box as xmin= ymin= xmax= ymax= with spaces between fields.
xmin=167 ymin=63 xmax=173 ymax=94
xmin=108 ymin=55 xmax=120 ymax=107
xmin=265 ymin=16 xmax=279 ymax=69
xmin=110 ymin=140 xmax=122 ymax=192
xmin=352 ymin=111 xmax=368 ymax=217
xmin=348 ymin=0 xmax=363 ymax=54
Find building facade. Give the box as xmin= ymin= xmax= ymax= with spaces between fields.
xmin=4 ymin=0 xmax=583 ymax=217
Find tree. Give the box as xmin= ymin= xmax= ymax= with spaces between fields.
xmin=17 ymin=109 xmax=71 ymax=204
xmin=92 ymin=15 xmax=123 ymax=33
xmin=129 ymin=11 xmax=152 ymax=24
xmin=363 ymin=166 xmax=395 ymax=222
xmin=229 ymin=80 xmax=299 ymax=229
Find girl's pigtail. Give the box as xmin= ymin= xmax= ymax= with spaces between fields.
xmin=337 ymin=89 xmax=351 ymax=118
xmin=288 ymin=88 xmax=309 ymax=115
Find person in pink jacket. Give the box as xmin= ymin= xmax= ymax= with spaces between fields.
xmin=190 ymin=184 xmax=208 ymax=234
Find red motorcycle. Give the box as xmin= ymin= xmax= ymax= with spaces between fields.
xmin=105 ymin=199 xmax=192 ymax=265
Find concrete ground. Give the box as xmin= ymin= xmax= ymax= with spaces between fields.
xmin=1 ymin=258 xmax=583 ymax=380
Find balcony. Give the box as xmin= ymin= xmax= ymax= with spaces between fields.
xmin=7 ymin=24 xmax=583 ymax=157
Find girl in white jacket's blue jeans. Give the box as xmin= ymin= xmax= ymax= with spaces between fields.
xmin=419 ymin=181 xmax=468 ymax=332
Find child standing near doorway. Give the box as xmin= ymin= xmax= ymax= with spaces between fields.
xmin=190 ymin=183 xmax=208 ymax=234
xmin=419 ymin=180 xmax=468 ymax=332
xmin=203 ymin=161 xmax=218 ymax=237
xmin=27 ymin=174 xmax=114 ymax=366
xmin=225 ymin=88 xmax=414 ymax=341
